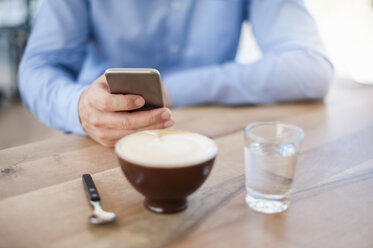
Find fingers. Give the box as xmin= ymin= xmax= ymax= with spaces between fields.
xmin=120 ymin=108 xmax=173 ymax=129
xmin=85 ymin=116 xmax=175 ymax=147
xmin=86 ymin=107 xmax=173 ymax=130
xmin=90 ymin=76 xmax=145 ymax=112
xmin=94 ymin=91 xmax=145 ymax=112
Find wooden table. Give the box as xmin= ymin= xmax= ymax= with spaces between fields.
xmin=1 ymin=80 xmax=372 ymax=248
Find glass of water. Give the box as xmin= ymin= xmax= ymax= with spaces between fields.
xmin=244 ymin=122 xmax=304 ymax=214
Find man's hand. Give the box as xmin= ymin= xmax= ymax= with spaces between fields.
xmin=78 ymin=75 xmax=175 ymax=147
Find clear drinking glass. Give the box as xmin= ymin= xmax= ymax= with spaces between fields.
xmin=244 ymin=122 xmax=304 ymax=214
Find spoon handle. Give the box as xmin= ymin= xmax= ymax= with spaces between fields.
xmin=82 ymin=174 xmax=101 ymax=202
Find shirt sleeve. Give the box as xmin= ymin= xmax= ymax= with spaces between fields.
xmin=18 ymin=0 xmax=89 ymax=135
xmin=163 ymin=0 xmax=334 ymax=107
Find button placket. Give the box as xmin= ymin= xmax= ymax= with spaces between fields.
xmin=165 ymin=0 xmax=189 ymax=66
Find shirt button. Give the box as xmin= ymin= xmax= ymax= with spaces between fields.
xmin=169 ymin=45 xmax=179 ymax=53
xmin=171 ymin=1 xmax=181 ymax=9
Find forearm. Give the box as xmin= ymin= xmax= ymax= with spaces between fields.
xmin=18 ymin=60 xmax=87 ymax=135
xmin=164 ymin=48 xmax=333 ymax=107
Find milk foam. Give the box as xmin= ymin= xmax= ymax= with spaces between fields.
xmin=116 ymin=130 xmax=218 ymax=167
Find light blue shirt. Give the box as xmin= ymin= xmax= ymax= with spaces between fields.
xmin=18 ymin=0 xmax=333 ymax=135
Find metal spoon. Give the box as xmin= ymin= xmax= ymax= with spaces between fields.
xmin=82 ymin=174 xmax=116 ymax=224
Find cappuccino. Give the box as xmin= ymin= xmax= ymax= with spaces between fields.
xmin=116 ymin=130 xmax=218 ymax=167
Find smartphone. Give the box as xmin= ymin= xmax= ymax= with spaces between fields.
xmin=104 ymin=68 xmax=164 ymax=111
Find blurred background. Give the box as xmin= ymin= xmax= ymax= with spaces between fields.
xmin=0 ymin=0 xmax=372 ymax=149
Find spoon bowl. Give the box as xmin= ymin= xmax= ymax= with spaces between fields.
xmin=89 ymin=201 xmax=116 ymax=224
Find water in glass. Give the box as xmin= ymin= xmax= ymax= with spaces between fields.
xmin=245 ymin=141 xmax=298 ymax=213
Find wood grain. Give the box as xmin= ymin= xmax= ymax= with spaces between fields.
xmin=0 ymin=81 xmax=373 ymax=248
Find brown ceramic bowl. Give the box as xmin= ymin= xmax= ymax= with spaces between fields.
xmin=115 ymin=130 xmax=218 ymax=214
